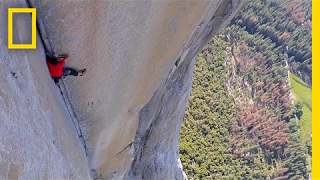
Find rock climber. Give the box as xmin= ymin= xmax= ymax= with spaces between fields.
xmin=46 ymin=53 xmax=86 ymax=84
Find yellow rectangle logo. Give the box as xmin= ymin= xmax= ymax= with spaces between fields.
xmin=8 ymin=8 xmax=36 ymax=49
xmin=313 ymin=0 xmax=318 ymax=178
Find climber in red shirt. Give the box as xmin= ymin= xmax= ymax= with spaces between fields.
xmin=46 ymin=53 xmax=86 ymax=84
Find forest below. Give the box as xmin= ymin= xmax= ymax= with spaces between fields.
xmin=179 ymin=0 xmax=311 ymax=179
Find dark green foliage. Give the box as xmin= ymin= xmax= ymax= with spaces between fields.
xmin=306 ymin=136 xmax=312 ymax=156
xmin=179 ymin=0 xmax=310 ymax=179
xmin=231 ymin=0 xmax=311 ymax=85
xmin=284 ymin=120 xmax=308 ymax=179
xmin=180 ymin=36 xmax=278 ymax=179
xmin=180 ymin=37 xmax=239 ymax=179
xmin=290 ymin=101 xmax=303 ymax=120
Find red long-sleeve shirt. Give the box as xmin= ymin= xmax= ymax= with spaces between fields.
xmin=47 ymin=59 xmax=66 ymax=78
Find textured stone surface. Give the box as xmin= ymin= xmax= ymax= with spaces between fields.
xmin=1 ymin=0 xmax=245 ymax=179
xmin=127 ymin=1 xmax=247 ymax=178
xmin=29 ymin=0 xmax=245 ymax=179
xmin=0 ymin=0 xmax=91 ymax=179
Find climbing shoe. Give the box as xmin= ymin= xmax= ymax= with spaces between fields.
xmin=79 ymin=69 xmax=87 ymax=76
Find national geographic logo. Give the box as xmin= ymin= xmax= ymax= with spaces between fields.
xmin=8 ymin=8 xmax=36 ymax=49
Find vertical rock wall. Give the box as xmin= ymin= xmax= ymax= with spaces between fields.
xmin=28 ymin=0 xmax=245 ymax=179
xmin=0 ymin=0 xmax=91 ymax=179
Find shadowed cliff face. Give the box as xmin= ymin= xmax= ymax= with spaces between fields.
xmin=26 ymin=0 xmax=244 ymax=179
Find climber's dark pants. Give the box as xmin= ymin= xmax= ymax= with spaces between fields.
xmin=53 ymin=77 xmax=60 ymax=84
xmin=63 ymin=67 xmax=80 ymax=76
xmin=53 ymin=67 xmax=79 ymax=84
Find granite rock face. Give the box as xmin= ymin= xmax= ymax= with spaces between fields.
xmin=1 ymin=0 xmax=245 ymax=179
xmin=0 ymin=0 xmax=91 ymax=179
